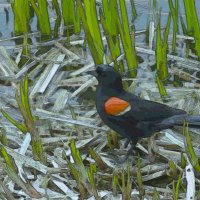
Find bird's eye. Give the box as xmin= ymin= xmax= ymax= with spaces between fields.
xmin=96 ymin=67 xmax=105 ymax=76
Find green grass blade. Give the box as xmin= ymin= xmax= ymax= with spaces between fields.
xmin=0 ymin=147 xmax=16 ymax=171
xmin=168 ymin=0 xmax=178 ymax=52
xmin=69 ymin=139 xmax=88 ymax=181
xmin=156 ymin=11 xmax=171 ymax=80
xmin=183 ymin=0 xmax=193 ymax=35
xmin=52 ymin=0 xmax=61 ymax=38
xmin=112 ymin=172 xmax=119 ymax=196
xmin=61 ymin=0 xmax=80 ymax=37
xmin=183 ymin=0 xmax=200 ymax=58
xmin=181 ymin=152 xmax=187 ymax=169
xmin=153 ymin=189 xmax=160 ymax=200
xmin=100 ymin=0 xmax=122 ymax=70
xmin=173 ymin=172 xmax=182 ymax=200
xmin=11 ymin=0 xmax=30 ymax=35
xmin=117 ymin=0 xmax=138 ymax=77
xmin=29 ymin=0 xmax=51 ymax=37
xmin=130 ymin=0 xmax=137 ymax=21
xmin=156 ymin=75 xmax=167 ymax=96
xmin=84 ymin=0 xmax=104 ymax=59
xmin=137 ymin=157 xmax=144 ymax=199
xmin=168 ymin=160 xmax=178 ymax=179
xmin=183 ymin=122 xmax=200 ymax=175
xmin=77 ymin=0 xmax=104 ymax=64
xmin=164 ymin=13 xmax=171 ymax=45
xmin=0 ymin=147 xmax=41 ymax=198
xmin=87 ymin=164 xmax=99 ymax=199
xmin=1 ymin=109 xmax=27 ymax=133
xmin=22 ymin=75 xmax=34 ymax=122
xmin=89 ymin=148 xmax=106 ymax=170
xmin=0 ymin=129 xmax=7 ymax=145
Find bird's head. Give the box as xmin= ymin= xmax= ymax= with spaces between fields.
xmin=87 ymin=64 xmax=123 ymax=92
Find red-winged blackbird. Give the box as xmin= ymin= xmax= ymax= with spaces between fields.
xmin=87 ymin=64 xmax=200 ymax=148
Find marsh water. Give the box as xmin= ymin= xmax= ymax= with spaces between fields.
xmin=1 ymin=1 xmax=200 ymax=45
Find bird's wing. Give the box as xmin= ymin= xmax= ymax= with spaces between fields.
xmin=129 ymin=97 xmax=187 ymax=121
xmin=104 ymin=97 xmax=131 ymax=116
xmin=105 ymin=94 xmax=186 ymax=122
xmin=102 ymin=95 xmax=187 ymax=138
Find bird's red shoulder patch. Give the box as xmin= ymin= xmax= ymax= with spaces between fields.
xmin=104 ymin=97 xmax=131 ymax=116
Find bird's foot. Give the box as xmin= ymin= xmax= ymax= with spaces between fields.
xmin=114 ymin=143 xmax=139 ymax=164
xmin=124 ymin=138 xmax=131 ymax=148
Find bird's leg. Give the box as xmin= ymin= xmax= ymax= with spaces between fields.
xmin=128 ymin=140 xmax=138 ymax=155
xmin=115 ymin=139 xmax=138 ymax=164
xmin=147 ymin=136 xmax=156 ymax=162
xmin=124 ymin=138 xmax=131 ymax=148
xmin=126 ymin=142 xmax=137 ymax=157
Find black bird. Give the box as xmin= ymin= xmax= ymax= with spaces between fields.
xmin=87 ymin=64 xmax=200 ymax=157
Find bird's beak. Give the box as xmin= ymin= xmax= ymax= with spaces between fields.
xmin=86 ymin=70 xmax=98 ymax=77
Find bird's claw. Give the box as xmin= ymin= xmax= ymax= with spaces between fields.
xmin=114 ymin=145 xmax=139 ymax=165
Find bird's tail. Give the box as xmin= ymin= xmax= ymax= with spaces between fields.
xmin=184 ymin=116 xmax=200 ymax=128
xmin=161 ymin=114 xmax=200 ymax=128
